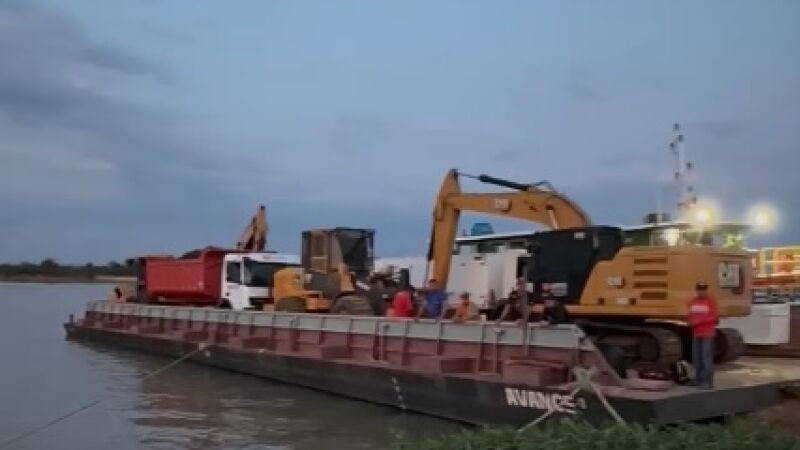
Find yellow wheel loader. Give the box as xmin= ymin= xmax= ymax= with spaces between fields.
xmin=272 ymin=228 xmax=409 ymax=315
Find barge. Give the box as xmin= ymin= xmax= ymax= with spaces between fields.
xmin=64 ymin=301 xmax=800 ymax=426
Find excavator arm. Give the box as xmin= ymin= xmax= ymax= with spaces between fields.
xmin=426 ymin=169 xmax=591 ymax=287
xmin=236 ymin=205 xmax=268 ymax=251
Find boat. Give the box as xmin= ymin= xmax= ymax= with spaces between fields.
xmin=64 ymin=300 xmax=800 ymax=426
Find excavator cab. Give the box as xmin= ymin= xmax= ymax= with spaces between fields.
xmin=523 ymin=227 xmax=624 ymax=305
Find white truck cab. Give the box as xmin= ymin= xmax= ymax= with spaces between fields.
xmin=221 ymin=252 xmax=300 ymax=310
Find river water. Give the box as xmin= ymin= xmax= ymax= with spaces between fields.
xmin=0 ymin=284 xmax=461 ymax=450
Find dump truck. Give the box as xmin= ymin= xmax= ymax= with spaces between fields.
xmin=121 ymin=205 xmax=298 ymax=310
xmin=138 ymin=248 xmax=299 ymax=310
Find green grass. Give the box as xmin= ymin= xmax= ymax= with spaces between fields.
xmin=390 ymin=420 xmax=800 ymax=450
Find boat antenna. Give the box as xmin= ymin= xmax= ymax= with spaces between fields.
xmin=670 ymin=123 xmax=697 ymax=218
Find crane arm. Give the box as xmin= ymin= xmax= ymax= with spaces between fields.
xmin=426 ymin=169 xmax=591 ymax=288
xmin=236 ymin=205 xmax=268 ymax=251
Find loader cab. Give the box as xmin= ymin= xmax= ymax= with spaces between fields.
xmin=522 ymin=226 xmax=624 ymax=305
xmin=301 ymin=228 xmax=375 ymax=277
xmin=222 ymin=252 xmax=300 ymax=310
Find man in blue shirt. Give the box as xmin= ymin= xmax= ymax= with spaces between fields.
xmin=418 ymin=278 xmax=448 ymax=319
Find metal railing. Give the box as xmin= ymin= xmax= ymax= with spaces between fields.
xmin=85 ymin=301 xmax=594 ymax=351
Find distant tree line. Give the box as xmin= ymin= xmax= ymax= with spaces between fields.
xmin=0 ymin=258 xmax=138 ymax=279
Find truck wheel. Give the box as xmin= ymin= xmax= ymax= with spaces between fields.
xmin=275 ymin=297 xmax=307 ymax=313
xmin=331 ymin=295 xmax=374 ymax=316
xmin=714 ymin=328 xmax=745 ymax=363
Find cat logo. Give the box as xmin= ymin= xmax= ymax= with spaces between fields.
xmin=493 ymin=199 xmax=512 ymax=212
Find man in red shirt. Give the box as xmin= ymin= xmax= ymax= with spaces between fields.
xmin=687 ymin=282 xmax=719 ymax=389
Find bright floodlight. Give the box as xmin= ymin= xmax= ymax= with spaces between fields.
xmin=686 ymin=201 xmax=719 ymax=229
xmin=694 ymin=208 xmax=711 ymax=224
xmin=748 ymin=204 xmax=778 ymax=233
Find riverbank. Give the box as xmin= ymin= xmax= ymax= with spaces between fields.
xmin=0 ymin=275 xmax=135 ymax=284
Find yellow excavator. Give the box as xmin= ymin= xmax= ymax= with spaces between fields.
xmin=236 ymin=205 xmax=268 ymax=251
xmin=427 ymin=169 xmax=751 ymax=367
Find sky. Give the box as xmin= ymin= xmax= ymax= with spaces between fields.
xmin=0 ymin=0 xmax=798 ymax=263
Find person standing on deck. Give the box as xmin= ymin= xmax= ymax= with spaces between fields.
xmin=418 ymin=278 xmax=448 ymax=320
xmin=687 ymin=282 xmax=718 ymax=389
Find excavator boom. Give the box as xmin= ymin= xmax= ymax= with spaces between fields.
xmin=427 ymin=169 xmax=591 ymax=287
xmin=236 ymin=205 xmax=268 ymax=251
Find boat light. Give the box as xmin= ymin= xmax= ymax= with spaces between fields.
xmin=747 ymin=203 xmax=779 ymax=233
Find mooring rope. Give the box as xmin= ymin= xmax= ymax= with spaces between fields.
xmin=519 ymin=366 xmax=626 ymax=431
xmin=0 ymin=343 xmax=208 ymax=449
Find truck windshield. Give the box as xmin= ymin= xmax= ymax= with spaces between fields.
xmin=242 ymin=261 xmax=286 ymax=287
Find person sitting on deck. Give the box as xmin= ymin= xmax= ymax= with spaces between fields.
xmin=389 ymin=288 xmax=415 ymax=318
xmin=453 ymin=292 xmax=479 ymax=322
xmin=538 ymin=296 xmax=571 ymax=325
xmin=418 ymin=278 xmax=448 ymax=320
xmin=495 ymin=277 xmax=535 ymax=323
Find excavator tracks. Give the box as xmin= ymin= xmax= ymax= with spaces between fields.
xmin=583 ymin=321 xmax=747 ymax=376
xmin=582 ymin=321 xmax=684 ymax=367
xmin=715 ymin=327 xmax=746 ymax=363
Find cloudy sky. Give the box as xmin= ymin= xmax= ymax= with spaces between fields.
xmin=1 ymin=0 xmax=798 ymax=263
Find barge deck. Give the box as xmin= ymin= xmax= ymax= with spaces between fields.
xmin=65 ymin=301 xmax=800 ymax=426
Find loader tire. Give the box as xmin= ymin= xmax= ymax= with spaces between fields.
xmin=714 ymin=327 xmax=745 ymax=363
xmin=331 ymin=295 xmax=374 ymax=316
xmin=275 ymin=297 xmax=307 ymax=313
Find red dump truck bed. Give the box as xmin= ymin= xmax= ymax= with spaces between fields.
xmin=142 ymin=248 xmax=228 ymax=304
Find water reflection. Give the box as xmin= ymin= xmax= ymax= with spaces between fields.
xmin=126 ymin=345 xmax=461 ymax=449
xmin=0 ymin=284 xmax=461 ymax=450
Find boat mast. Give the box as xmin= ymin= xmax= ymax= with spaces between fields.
xmin=670 ymin=123 xmax=697 ymax=218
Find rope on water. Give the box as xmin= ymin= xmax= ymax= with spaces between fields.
xmin=0 ymin=400 xmax=101 ymax=449
xmin=519 ymin=366 xmax=626 ymax=431
xmin=140 ymin=343 xmax=207 ymax=381
xmin=0 ymin=343 xmax=208 ymax=449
